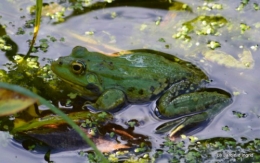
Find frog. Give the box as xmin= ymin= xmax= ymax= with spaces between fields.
xmin=51 ymin=46 xmax=232 ymax=135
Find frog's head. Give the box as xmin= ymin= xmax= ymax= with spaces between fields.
xmin=51 ymin=46 xmax=101 ymax=97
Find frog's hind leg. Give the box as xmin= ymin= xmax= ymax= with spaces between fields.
xmin=156 ymin=88 xmax=232 ymax=118
xmin=156 ymin=89 xmax=232 ymax=137
xmin=155 ymin=80 xmax=202 ymax=117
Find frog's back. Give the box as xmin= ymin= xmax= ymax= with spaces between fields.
xmin=87 ymin=50 xmax=208 ymax=102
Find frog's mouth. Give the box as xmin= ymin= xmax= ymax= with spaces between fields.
xmin=59 ymin=78 xmax=98 ymax=100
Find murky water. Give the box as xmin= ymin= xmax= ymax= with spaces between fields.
xmin=1 ymin=0 xmax=260 ymax=162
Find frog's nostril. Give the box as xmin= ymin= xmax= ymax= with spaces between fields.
xmin=58 ymin=61 xmax=63 ymax=65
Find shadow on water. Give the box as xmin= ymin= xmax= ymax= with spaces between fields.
xmin=0 ymin=24 xmax=18 ymax=62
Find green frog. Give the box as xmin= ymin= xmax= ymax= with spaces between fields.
xmin=51 ymin=46 xmax=231 ymax=135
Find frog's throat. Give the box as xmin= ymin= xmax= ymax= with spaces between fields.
xmin=60 ymin=78 xmax=86 ymax=94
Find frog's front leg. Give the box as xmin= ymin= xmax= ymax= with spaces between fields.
xmin=86 ymin=89 xmax=126 ymax=111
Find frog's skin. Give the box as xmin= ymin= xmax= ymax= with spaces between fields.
xmin=51 ymin=46 xmax=232 ymax=134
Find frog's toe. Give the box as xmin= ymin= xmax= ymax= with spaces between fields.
xmin=155 ymin=112 xmax=209 ymax=135
xmin=89 ymin=89 xmax=126 ymax=111
xmin=83 ymin=103 xmax=100 ymax=113
xmin=168 ymin=112 xmax=209 ymax=137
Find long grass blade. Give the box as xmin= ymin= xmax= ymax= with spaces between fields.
xmin=25 ymin=0 xmax=42 ymax=58
xmin=0 ymin=82 xmax=109 ymax=163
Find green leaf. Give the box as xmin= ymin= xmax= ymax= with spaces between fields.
xmin=0 ymin=88 xmax=37 ymax=116
xmin=25 ymin=0 xmax=43 ymax=57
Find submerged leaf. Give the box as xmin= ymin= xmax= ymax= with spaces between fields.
xmin=41 ymin=3 xmax=64 ymax=17
xmin=202 ymin=48 xmax=254 ymax=69
xmin=12 ymin=111 xmax=112 ymax=133
xmin=21 ymin=127 xmax=130 ymax=152
xmin=0 ymin=88 xmax=37 ymax=116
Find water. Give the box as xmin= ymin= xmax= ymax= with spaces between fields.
xmin=1 ymin=0 xmax=260 ymax=162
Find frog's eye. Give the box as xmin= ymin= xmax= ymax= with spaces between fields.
xmin=71 ymin=61 xmax=86 ymax=74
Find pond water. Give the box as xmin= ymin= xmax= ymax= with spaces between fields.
xmin=0 ymin=0 xmax=260 ymax=162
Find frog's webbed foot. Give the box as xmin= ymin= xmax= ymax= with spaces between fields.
xmin=157 ymin=89 xmax=232 ymax=118
xmin=84 ymin=89 xmax=126 ymax=112
xmin=156 ymin=112 xmax=209 ymax=137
